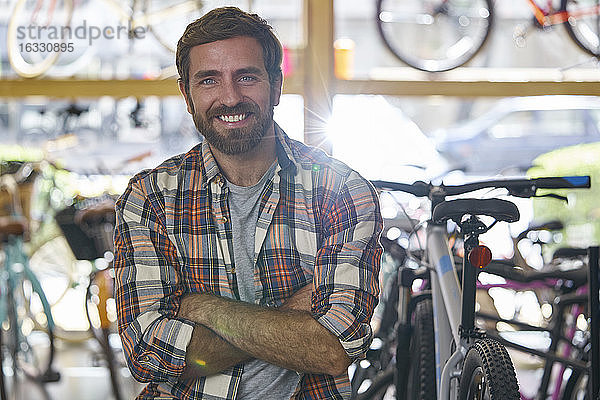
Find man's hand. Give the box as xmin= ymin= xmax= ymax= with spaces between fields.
xmin=279 ymin=284 xmax=313 ymax=313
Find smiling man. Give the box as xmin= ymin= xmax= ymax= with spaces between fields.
xmin=113 ymin=7 xmax=383 ymax=400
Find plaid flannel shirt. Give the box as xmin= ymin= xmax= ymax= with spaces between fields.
xmin=113 ymin=125 xmax=383 ymax=399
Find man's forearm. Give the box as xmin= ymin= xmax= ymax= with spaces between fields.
xmin=181 ymin=293 xmax=351 ymax=376
xmin=179 ymin=295 xmax=252 ymax=378
xmin=181 ymin=323 xmax=251 ymax=378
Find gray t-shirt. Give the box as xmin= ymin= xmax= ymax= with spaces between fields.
xmin=226 ymin=162 xmax=300 ymax=400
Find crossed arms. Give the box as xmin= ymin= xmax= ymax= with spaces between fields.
xmin=114 ymin=169 xmax=383 ymax=383
xmin=178 ymin=284 xmax=351 ymax=378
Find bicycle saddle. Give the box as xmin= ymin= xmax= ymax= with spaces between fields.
xmin=432 ymin=198 xmax=520 ymax=224
xmin=0 ymin=216 xmax=27 ymax=241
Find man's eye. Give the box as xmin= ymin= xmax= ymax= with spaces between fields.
xmin=240 ymin=76 xmax=256 ymax=82
xmin=200 ymin=78 xmax=216 ymax=85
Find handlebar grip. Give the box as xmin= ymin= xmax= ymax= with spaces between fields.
xmin=371 ymin=180 xmax=430 ymax=197
xmin=533 ymin=176 xmax=591 ymax=189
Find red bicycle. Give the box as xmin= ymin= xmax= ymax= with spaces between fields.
xmin=376 ymin=0 xmax=600 ymax=71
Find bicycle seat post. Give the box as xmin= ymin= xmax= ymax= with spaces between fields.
xmin=459 ymin=216 xmax=486 ymax=342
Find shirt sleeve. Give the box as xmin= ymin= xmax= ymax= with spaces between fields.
xmin=313 ymin=171 xmax=383 ymax=360
xmin=113 ymin=178 xmax=194 ymax=382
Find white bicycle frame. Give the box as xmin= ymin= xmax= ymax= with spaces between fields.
xmin=426 ymin=222 xmax=469 ymax=400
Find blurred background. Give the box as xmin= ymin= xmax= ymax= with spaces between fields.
xmin=0 ymin=0 xmax=599 ymax=399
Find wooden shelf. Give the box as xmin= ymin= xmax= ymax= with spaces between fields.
xmin=2 ymin=66 xmax=598 ymax=99
xmin=0 ymin=75 xmax=305 ymax=98
xmin=339 ymin=66 xmax=600 ymax=97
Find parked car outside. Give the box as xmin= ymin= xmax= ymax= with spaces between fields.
xmin=432 ymin=96 xmax=600 ymax=175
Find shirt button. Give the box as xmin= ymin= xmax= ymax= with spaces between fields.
xmin=231 ymin=267 xmax=236 ymax=274
xmin=139 ymin=355 xmax=151 ymax=362
xmin=214 ymin=175 xmax=223 ymax=185
xmin=221 ymin=216 xmax=228 ymax=223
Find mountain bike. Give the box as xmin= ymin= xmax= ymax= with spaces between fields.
xmin=375 ymin=0 xmax=600 ymax=72
xmin=358 ymin=175 xmax=591 ymax=399
xmin=61 ymin=196 xmax=123 ymax=400
xmin=355 ymin=237 xmax=593 ymax=399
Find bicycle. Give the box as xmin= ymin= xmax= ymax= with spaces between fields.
xmin=479 ymin=256 xmax=591 ymax=400
xmin=1 ymin=153 xmax=148 ymax=344
xmin=375 ymin=0 xmax=600 ymax=72
xmin=358 ymin=237 xmax=592 ymax=399
xmin=6 ymin=0 xmax=206 ymax=78
xmin=0 ymin=173 xmax=60 ymax=400
xmin=356 ymin=175 xmax=591 ymax=399
xmin=59 ymin=195 xmax=124 ymax=400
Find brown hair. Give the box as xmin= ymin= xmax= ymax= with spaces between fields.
xmin=176 ymin=7 xmax=283 ymax=97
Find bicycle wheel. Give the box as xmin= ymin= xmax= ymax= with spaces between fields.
xmin=561 ymin=0 xmax=600 ymax=56
xmin=376 ymin=0 xmax=494 ymax=72
xmin=86 ymin=267 xmax=124 ymax=400
xmin=7 ymin=0 xmax=75 ymax=78
xmin=458 ymin=338 xmax=520 ymax=400
xmin=13 ymin=276 xmax=58 ymax=383
xmin=404 ymin=298 xmax=436 ymax=400
xmin=27 ymin=235 xmax=92 ymax=342
xmin=562 ymin=368 xmax=588 ymax=400
xmin=1 ymin=278 xmax=57 ymax=400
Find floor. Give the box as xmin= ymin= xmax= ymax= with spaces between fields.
xmin=11 ymin=334 xmax=546 ymax=400
xmin=11 ymin=334 xmax=144 ymax=400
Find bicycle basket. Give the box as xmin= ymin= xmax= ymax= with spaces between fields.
xmin=55 ymin=204 xmax=113 ymax=261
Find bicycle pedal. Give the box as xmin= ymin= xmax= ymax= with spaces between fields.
xmin=41 ymin=369 xmax=61 ymax=383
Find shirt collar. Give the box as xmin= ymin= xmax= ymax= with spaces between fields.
xmin=200 ymin=139 xmax=222 ymax=189
xmin=273 ymin=123 xmax=297 ymax=175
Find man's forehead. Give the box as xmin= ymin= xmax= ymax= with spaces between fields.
xmin=187 ymin=37 xmax=267 ymax=75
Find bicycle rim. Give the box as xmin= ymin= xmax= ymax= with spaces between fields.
xmin=11 ymin=279 xmax=55 ymax=381
xmin=7 ymin=0 xmax=75 ymax=78
xmin=376 ymin=0 xmax=494 ymax=71
xmin=28 ymin=235 xmax=93 ymax=342
xmin=562 ymin=0 xmax=600 ymax=56
xmin=85 ymin=269 xmax=125 ymax=400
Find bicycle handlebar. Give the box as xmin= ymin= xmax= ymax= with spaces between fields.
xmin=371 ymin=176 xmax=590 ymax=199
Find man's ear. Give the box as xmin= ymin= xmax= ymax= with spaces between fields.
xmin=178 ymin=79 xmax=194 ymax=114
xmin=270 ymin=71 xmax=283 ymax=107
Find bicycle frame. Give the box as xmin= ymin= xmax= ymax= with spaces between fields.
xmin=428 ymin=218 xmax=495 ymax=398
xmin=525 ymin=0 xmax=600 ymax=26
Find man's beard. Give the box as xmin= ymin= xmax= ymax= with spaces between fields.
xmin=193 ymin=101 xmax=273 ymax=155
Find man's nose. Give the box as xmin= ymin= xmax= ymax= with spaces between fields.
xmin=220 ymin=80 xmax=243 ymax=106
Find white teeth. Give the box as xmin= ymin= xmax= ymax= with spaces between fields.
xmin=219 ymin=114 xmax=247 ymax=123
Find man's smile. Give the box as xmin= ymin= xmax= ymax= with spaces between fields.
xmin=217 ymin=113 xmax=249 ymax=123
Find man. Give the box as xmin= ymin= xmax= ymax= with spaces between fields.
xmin=113 ymin=7 xmax=383 ymax=399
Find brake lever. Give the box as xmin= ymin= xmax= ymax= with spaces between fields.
xmin=533 ymin=193 xmax=568 ymax=202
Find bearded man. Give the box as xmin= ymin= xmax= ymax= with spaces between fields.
xmin=113 ymin=7 xmax=383 ymax=399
